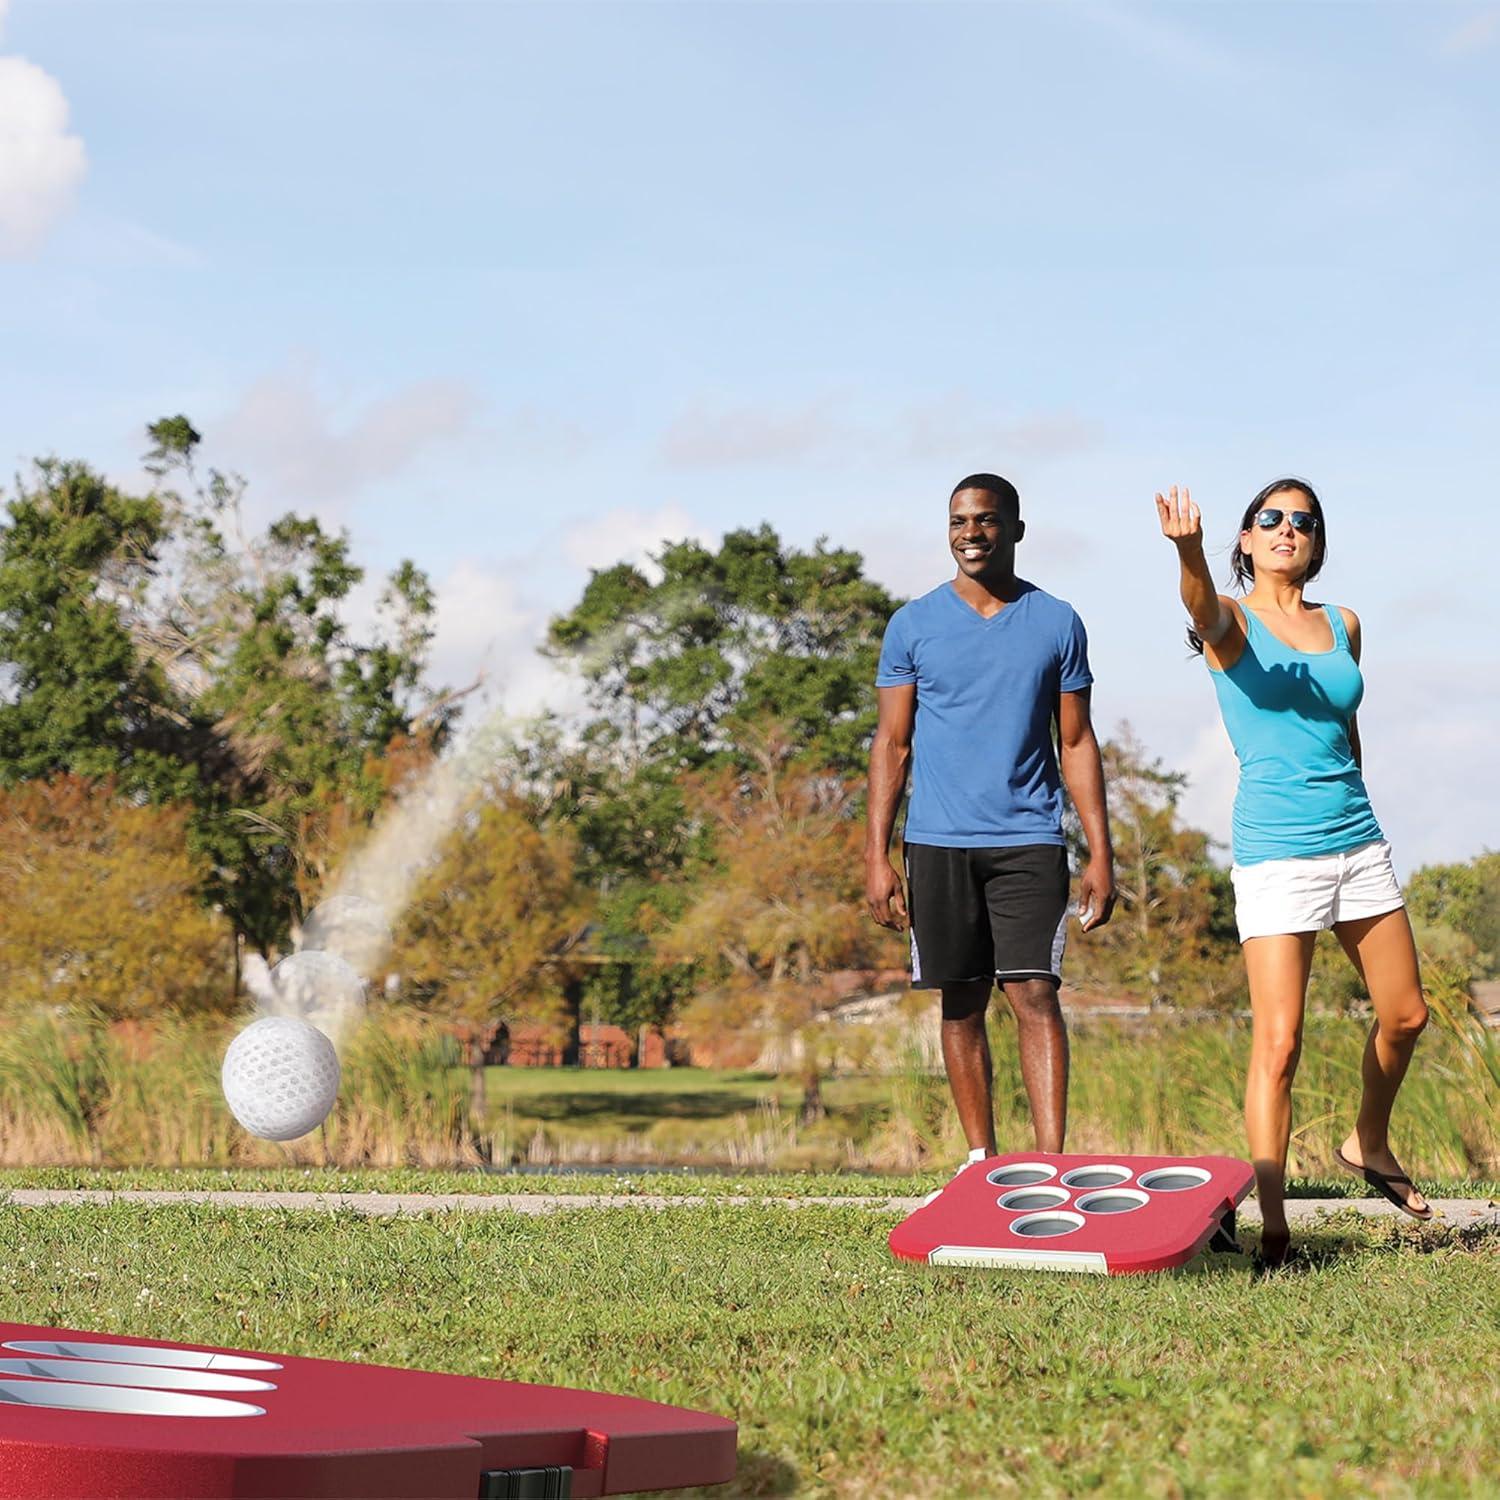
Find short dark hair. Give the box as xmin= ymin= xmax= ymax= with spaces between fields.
xmin=950 ymin=473 xmax=1020 ymax=513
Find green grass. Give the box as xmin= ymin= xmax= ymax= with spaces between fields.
xmin=1 ymin=1199 xmax=1494 ymax=1496
xmin=1 ymin=1165 xmax=1497 ymax=1201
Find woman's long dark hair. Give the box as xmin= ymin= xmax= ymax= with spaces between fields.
xmin=1187 ymin=477 xmax=1328 ymax=655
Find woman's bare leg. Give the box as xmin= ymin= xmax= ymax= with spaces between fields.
xmin=1243 ymin=932 xmax=1317 ymax=1252
xmin=1333 ymin=907 xmax=1430 ymax=1213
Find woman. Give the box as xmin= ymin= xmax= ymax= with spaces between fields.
xmin=1157 ymin=478 xmax=1430 ymax=1268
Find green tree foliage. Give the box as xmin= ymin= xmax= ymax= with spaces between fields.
xmin=15 ymin=416 xmax=455 ymax=954
xmin=1405 ymin=851 xmax=1500 ymax=980
xmin=539 ymin=527 xmax=901 ymax=1024
xmin=389 ymin=787 xmax=592 ymax=1134
xmin=0 ymin=459 xmax=194 ymax=800
xmin=0 ymin=775 xmax=232 ymax=1020
xmin=546 ymin=525 xmax=899 ymax=776
xmin=650 ymin=737 xmax=904 ymax=1119
xmin=1068 ymin=729 xmax=1239 ymax=1007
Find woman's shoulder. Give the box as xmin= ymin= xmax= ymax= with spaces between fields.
xmin=1334 ymin=604 xmax=1361 ymax=657
xmin=1303 ymin=598 xmax=1358 ymax=623
xmin=1307 ymin=600 xmax=1362 ymax=658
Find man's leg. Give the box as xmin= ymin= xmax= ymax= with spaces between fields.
xmin=1000 ymin=977 xmax=1069 ymax=1153
xmin=983 ymin=845 xmax=1073 ymax=1153
xmin=940 ymin=979 xmax=997 ymax=1154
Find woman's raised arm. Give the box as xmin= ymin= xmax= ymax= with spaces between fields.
xmin=1156 ymin=484 xmax=1232 ymax=648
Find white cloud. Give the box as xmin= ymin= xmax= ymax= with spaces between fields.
xmin=1440 ymin=7 xmax=1500 ymax=56
xmin=899 ymin=397 xmax=1101 ymax=466
xmin=212 ymin=362 xmax=481 ymax=515
xmin=1359 ymin=657 xmax=1500 ymax=874
xmin=74 ymin=212 xmax=202 ymax=269
xmin=660 ymin=392 xmax=1099 ymax=472
xmin=0 ymin=37 xmax=87 ymax=257
xmin=661 ymin=396 xmax=847 ymax=468
xmin=1071 ymin=1 xmax=1255 ymax=82
xmin=561 ymin=503 xmax=708 ymax=577
xmin=1175 ymin=718 xmax=1237 ymax=856
xmin=424 ymin=557 xmax=577 ymax=720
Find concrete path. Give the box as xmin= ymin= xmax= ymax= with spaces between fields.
xmin=4 ymin=1189 xmax=1497 ymax=1228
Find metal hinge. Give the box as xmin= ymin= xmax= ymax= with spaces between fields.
xmin=477 ymin=1464 xmax=573 ymax=1499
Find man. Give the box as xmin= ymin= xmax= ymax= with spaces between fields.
xmin=865 ymin=473 xmax=1115 ymax=1163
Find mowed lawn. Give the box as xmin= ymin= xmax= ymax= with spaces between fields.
xmin=3 ymin=1197 xmax=1495 ymax=1497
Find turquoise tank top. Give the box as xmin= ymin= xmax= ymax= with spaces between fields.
xmin=1207 ymin=603 xmax=1383 ymax=866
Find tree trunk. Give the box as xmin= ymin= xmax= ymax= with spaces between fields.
xmin=465 ymin=1032 xmax=492 ymax=1164
xmin=561 ymin=976 xmax=583 ymax=1067
xmin=798 ymin=1057 xmax=825 ymax=1125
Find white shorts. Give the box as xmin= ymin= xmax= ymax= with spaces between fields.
xmin=1230 ymin=839 xmax=1405 ymax=943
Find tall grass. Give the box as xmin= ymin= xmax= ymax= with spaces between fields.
xmin=0 ymin=1008 xmax=468 ymax=1169
xmin=0 ymin=1006 xmax=1493 ymax=1174
xmin=874 ymin=1011 xmax=1498 ymax=1177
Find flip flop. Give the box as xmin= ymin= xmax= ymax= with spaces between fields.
xmin=1334 ymin=1148 xmax=1434 ymax=1221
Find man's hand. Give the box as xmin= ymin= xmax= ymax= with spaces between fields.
xmin=1076 ymin=858 xmax=1116 ymax=932
xmin=866 ymin=856 xmax=908 ymax=931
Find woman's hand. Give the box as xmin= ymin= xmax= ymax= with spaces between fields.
xmin=1155 ymin=485 xmax=1203 ymax=550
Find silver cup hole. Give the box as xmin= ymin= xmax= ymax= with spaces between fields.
xmin=997 ymin=1186 xmax=1071 ymax=1212
xmin=1076 ymin=1188 xmax=1149 ymax=1215
xmin=1010 ymin=1210 xmax=1085 ymax=1239
xmin=986 ymin=1162 xmax=1058 ymax=1187
xmin=1138 ymin=1167 xmax=1212 ymax=1192
xmin=1059 ymin=1164 xmax=1133 ymax=1190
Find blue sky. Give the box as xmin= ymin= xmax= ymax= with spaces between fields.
xmin=1 ymin=0 xmax=1496 ymax=870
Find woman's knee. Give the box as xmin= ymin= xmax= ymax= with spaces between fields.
xmin=1250 ymin=1028 xmax=1303 ymax=1084
xmin=1378 ymin=992 xmax=1429 ymax=1045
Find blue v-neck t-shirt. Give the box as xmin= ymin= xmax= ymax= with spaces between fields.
xmin=875 ymin=580 xmax=1093 ymax=848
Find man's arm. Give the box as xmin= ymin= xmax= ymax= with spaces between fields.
xmin=865 ymin=684 xmax=915 ymax=930
xmin=1058 ymin=687 xmax=1116 ymax=932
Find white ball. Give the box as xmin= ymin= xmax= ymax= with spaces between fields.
xmin=266 ymin=950 xmax=367 ymax=1044
xmin=221 ymin=1016 xmax=340 ymax=1142
xmin=300 ymin=895 xmax=390 ymax=977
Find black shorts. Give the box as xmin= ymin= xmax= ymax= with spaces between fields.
xmin=904 ymin=842 xmax=1070 ymax=989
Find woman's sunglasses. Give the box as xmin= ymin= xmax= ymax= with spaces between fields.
xmin=1251 ymin=508 xmax=1319 ymax=534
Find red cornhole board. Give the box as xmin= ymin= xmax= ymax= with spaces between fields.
xmin=0 ymin=1321 xmax=736 ymax=1498
xmin=890 ymin=1152 xmax=1255 ymax=1275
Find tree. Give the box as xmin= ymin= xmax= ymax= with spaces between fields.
xmin=1405 ymin=851 xmax=1500 ymax=980
xmin=0 ymin=775 xmax=232 ymax=1020
xmin=649 ymin=737 xmax=904 ymax=1121
xmin=388 ymin=787 xmax=592 ymax=1142
xmin=0 ymin=459 xmax=194 ymax=801
xmin=545 ymin=526 xmax=900 ymax=776
xmin=1068 ymin=729 xmax=1238 ymax=1007
xmin=540 ymin=527 xmax=901 ymax=1026
xmin=1 ymin=420 xmax=460 ymax=959
xmin=136 ymin=417 xmax=457 ymax=952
